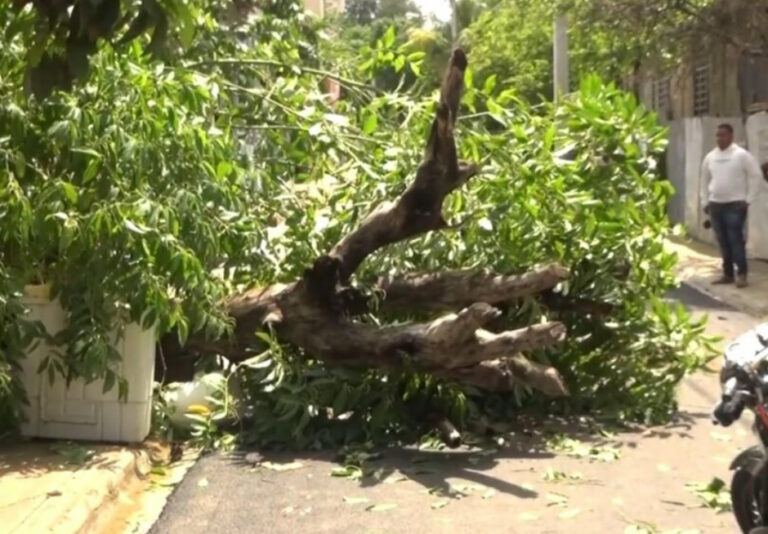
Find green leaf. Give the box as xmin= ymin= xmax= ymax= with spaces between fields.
xmin=483 ymin=74 xmax=498 ymax=95
xmin=124 ymin=220 xmax=147 ymax=235
xmin=383 ymin=26 xmax=396 ymax=48
xmin=464 ymin=68 xmax=474 ymax=89
xmin=393 ymin=55 xmax=405 ymax=72
xmin=216 ymin=161 xmax=232 ymax=178
xmin=362 ymin=113 xmax=378 ymax=134
xmin=431 ymin=499 xmax=449 ymax=510
xmin=366 ymin=503 xmax=397 ymax=512
xmin=102 ymin=370 xmax=116 ymax=394
xmin=83 ymin=158 xmax=101 ymax=183
xmin=60 ymin=181 xmax=78 ymax=204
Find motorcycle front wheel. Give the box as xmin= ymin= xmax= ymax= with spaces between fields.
xmin=732 ymin=445 xmax=768 ymax=533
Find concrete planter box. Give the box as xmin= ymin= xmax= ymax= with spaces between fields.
xmin=19 ymin=285 xmax=156 ymax=443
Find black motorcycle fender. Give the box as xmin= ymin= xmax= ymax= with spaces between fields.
xmin=730 ymin=445 xmax=766 ymax=471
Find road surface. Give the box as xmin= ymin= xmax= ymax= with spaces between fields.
xmin=149 ymin=285 xmax=761 ymax=534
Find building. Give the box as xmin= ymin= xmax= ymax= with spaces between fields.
xmin=304 ymin=0 xmax=346 ymax=17
xmin=639 ymin=46 xmax=768 ymax=123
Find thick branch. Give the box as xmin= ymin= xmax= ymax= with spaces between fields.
xmin=438 ymin=357 xmax=569 ymax=397
xmin=304 ymin=49 xmax=476 ymax=300
xmin=378 ymin=264 xmax=570 ymax=314
xmin=162 ymin=47 xmax=574 ymax=400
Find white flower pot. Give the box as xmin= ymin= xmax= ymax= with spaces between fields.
xmin=19 ymin=285 xmax=156 ymax=443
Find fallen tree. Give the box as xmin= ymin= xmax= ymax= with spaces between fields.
xmin=1 ymin=3 xmax=715 ymax=443
xmin=167 ymin=49 xmax=573 ymax=406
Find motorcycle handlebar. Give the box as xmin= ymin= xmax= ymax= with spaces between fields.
xmin=713 ymin=392 xmax=749 ymax=427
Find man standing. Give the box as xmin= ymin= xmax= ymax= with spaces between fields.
xmin=701 ymin=123 xmax=763 ymax=288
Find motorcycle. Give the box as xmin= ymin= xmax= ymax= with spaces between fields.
xmin=713 ymin=323 xmax=768 ymax=533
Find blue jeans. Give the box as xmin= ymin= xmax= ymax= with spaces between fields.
xmin=710 ymin=201 xmax=748 ymax=278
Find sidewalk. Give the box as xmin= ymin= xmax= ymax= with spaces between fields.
xmin=0 ymin=440 xmax=150 ymax=534
xmin=669 ymin=237 xmax=768 ymax=317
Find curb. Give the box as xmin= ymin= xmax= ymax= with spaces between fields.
xmin=4 ymin=446 xmax=150 ymax=534
xmin=680 ymin=275 xmax=768 ymax=318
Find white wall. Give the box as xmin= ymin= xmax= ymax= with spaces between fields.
xmin=681 ymin=117 xmax=746 ymax=246
xmin=746 ymin=112 xmax=768 ymax=258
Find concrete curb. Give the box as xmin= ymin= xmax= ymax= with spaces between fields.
xmin=1 ymin=444 xmax=150 ymax=534
xmin=668 ymin=238 xmax=768 ymax=318
xmin=681 ymin=275 xmax=768 ymax=318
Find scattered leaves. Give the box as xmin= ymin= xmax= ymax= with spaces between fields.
xmin=546 ymin=492 xmax=569 ymax=507
xmin=331 ymin=465 xmax=364 ymax=480
xmin=262 ymin=461 xmax=304 ymax=472
xmin=366 ymin=503 xmax=398 ymax=512
xmin=685 ymin=478 xmax=731 ymax=513
xmin=431 ymin=499 xmax=450 ymax=510
xmin=343 ymin=496 xmax=371 ymax=505
xmin=709 ymin=432 xmax=732 ymax=442
xmin=546 ymin=435 xmax=621 ymax=463
xmin=383 ymin=472 xmax=408 ymax=484
xmin=558 ymin=508 xmax=582 ymax=519
xmin=50 ymin=442 xmax=96 ymax=466
xmin=543 ymin=467 xmax=584 ymax=482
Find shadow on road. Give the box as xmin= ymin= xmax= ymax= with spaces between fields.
xmin=224 ymin=415 xmax=655 ymax=501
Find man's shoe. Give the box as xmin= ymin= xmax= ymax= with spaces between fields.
xmin=736 ymin=275 xmax=748 ymax=288
xmin=712 ymin=276 xmax=734 ymax=285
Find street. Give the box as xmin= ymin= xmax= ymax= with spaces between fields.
xmin=149 ymin=284 xmax=762 ymax=534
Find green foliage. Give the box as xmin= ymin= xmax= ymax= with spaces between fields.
xmin=0 ymin=3 xmax=268 ymax=428
xmin=237 ymin=334 xmax=470 ymax=449
xmin=9 ymin=0 xmax=215 ymax=99
xmin=0 ymin=0 xmax=715 ymax=444
xmin=463 ymin=0 xmax=725 ymax=102
xmin=327 ymin=3 xmax=450 ymax=92
xmin=464 ymin=0 xmax=557 ymax=102
xmin=686 ymin=477 xmax=732 ymax=513
xmin=232 ymin=64 xmax=716 ymax=445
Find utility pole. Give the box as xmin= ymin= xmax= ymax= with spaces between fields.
xmin=553 ymin=12 xmax=569 ymax=102
xmin=450 ymin=0 xmax=458 ymax=44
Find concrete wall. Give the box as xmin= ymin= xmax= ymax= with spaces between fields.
xmin=746 ymin=112 xmax=768 ymax=258
xmin=665 ymin=121 xmax=686 ymax=224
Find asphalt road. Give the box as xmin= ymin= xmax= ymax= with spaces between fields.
xmin=149 ymin=284 xmax=762 ymax=534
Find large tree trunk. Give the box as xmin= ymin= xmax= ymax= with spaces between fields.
xmin=164 ymin=49 xmax=581 ymax=402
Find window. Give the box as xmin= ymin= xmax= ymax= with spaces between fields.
xmin=652 ymin=78 xmax=672 ymax=120
xmin=693 ymin=64 xmax=711 ymax=116
xmin=739 ymin=52 xmax=768 ymax=113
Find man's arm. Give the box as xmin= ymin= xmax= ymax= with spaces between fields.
xmin=743 ymin=150 xmax=763 ymax=205
xmin=700 ymin=153 xmax=712 ymax=209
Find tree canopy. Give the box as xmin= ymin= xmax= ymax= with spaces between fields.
xmin=464 ymin=0 xmax=768 ymax=102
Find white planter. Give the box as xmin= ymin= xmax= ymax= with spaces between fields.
xmin=19 ymin=285 xmax=156 ymax=443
